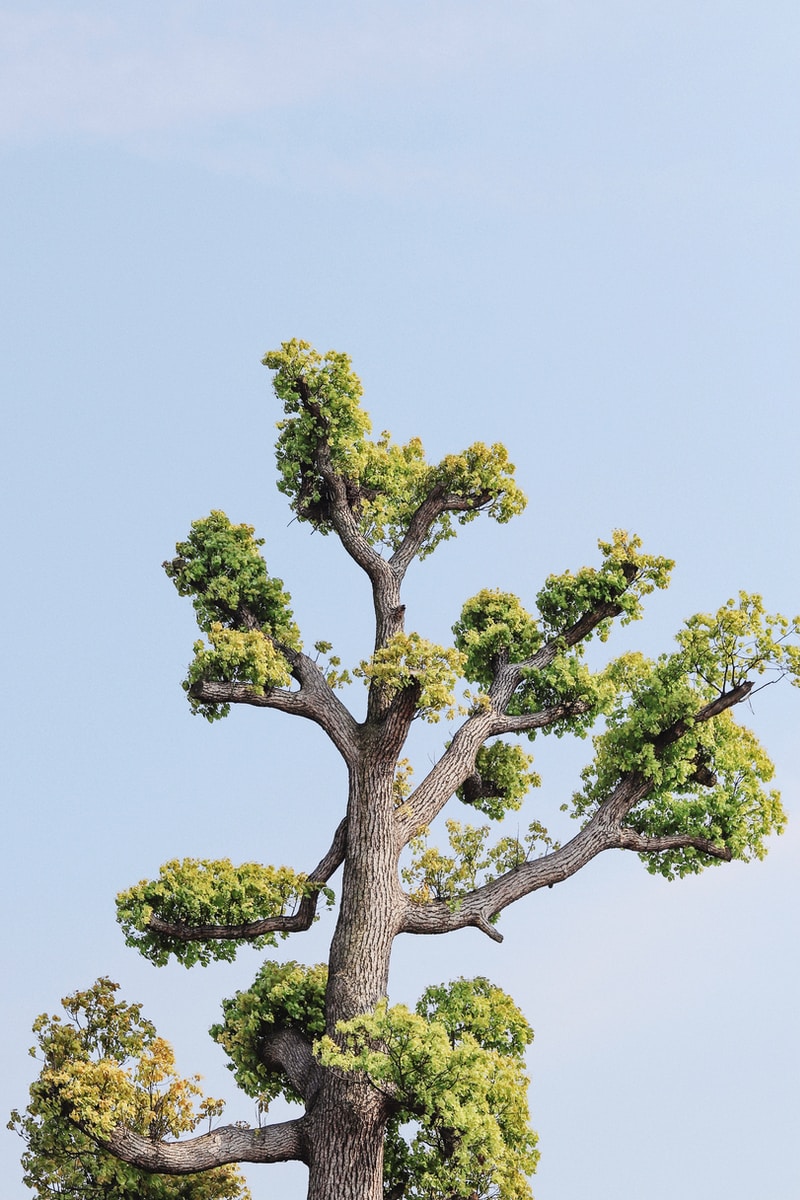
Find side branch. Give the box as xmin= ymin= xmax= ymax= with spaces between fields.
xmin=147 ymin=819 xmax=347 ymax=945
xmin=617 ymin=829 xmax=733 ymax=861
xmin=103 ymin=1118 xmax=306 ymax=1173
xmin=389 ymin=486 xmax=494 ymax=579
xmin=190 ymin=654 xmax=359 ymax=762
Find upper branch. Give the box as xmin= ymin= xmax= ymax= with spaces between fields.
xmin=400 ymin=680 xmax=756 ymax=939
xmin=145 ymin=819 xmax=347 ymax=947
xmin=103 ymin=1117 xmax=307 ymax=1173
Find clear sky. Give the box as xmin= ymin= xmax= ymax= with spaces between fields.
xmin=2 ymin=4 xmax=798 ymax=1198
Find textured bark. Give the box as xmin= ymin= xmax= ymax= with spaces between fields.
xmin=104 ymin=1119 xmax=306 ymax=1171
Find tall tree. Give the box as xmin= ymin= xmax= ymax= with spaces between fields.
xmin=13 ymin=341 xmax=798 ymax=1200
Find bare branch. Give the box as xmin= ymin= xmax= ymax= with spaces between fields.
xmin=103 ymin=1118 xmax=306 ymax=1173
xmin=147 ymin=819 xmax=347 ymax=946
xmin=617 ymin=829 xmax=733 ymax=861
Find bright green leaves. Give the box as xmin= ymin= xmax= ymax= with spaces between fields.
xmin=211 ymin=961 xmax=328 ymax=1106
xmin=165 ymin=511 xmax=301 ymax=720
xmin=355 ymin=633 xmax=466 ymax=722
xmin=263 ymin=341 xmax=526 ymax=554
xmin=536 ymin=531 xmax=673 ymax=639
xmin=402 ymin=819 xmax=558 ymax=908
xmin=453 ymin=590 xmax=541 ymax=686
xmin=117 ymin=859 xmax=331 ymax=967
xmin=570 ymin=593 xmax=797 ymax=876
xmin=317 ymin=978 xmax=538 ymax=1200
xmin=266 ymin=340 xmax=372 ymax=528
xmin=676 ymin=592 xmax=800 ymax=694
xmin=457 ymin=740 xmax=540 ymax=819
xmin=10 ymin=979 xmax=248 ymax=1200
xmin=624 ymin=713 xmax=786 ymax=878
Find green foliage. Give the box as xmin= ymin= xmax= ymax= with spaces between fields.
xmin=535 ymin=530 xmax=673 ymax=638
xmin=9 ymin=979 xmax=248 ymax=1200
xmin=355 ymin=633 xmax=466 ymax=722
xmin=116 ymin=860 xmax=332 ymax=967
xmin=164 ymin=511 xmax=301 ymax=720
xmin=263 ymin=340 xmax=526 ymax=553
xmin=211 ymin=962 xmax=328 ymax=1106
xmin=317 ymin=978 xmax=538 ymax=1200
xmin=457 ymin=741 xmax=541 ymax=820
xmin=402 ymin=820 xmax=558 ymax=908
xmin=570 ymin=594 xmax=798 ymax=876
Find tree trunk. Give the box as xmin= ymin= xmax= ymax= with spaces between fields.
xmin=307 ymin=750 xmax=401 ymax=1199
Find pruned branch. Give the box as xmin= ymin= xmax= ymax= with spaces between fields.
xmin=102 ymin=1117 xmax=306 ymax=1173
xmin=260 ymin=1027 xmax=322 ymax=1105
xmin=146 ymin=819 xmax=347 ymax=946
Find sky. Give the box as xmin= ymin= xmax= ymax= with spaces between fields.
xmin=1 ymin=3 xmax=799 ymax=1198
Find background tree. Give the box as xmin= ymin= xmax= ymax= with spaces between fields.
xmin=13 ymin=341 xmax=798 ymax=1200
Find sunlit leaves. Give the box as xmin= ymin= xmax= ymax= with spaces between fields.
xmin=9 ymin=979 xmax=248 ymax=1200
xmin=211 ymin=962 xmax=328 ymax=1105
xmin=569 ymin=594 xmax=796 ymax=875
xmin=356 ymin=633 xmax=466 ymax=722
xmin=317 ymin=978 xmax=538 ymax=1200
xmin=453 ymin=590 xmax=541 ymax=686
xmin=165 ymin=511 xmax=301 ymax=720
xmin=117 ymin=860 xmax=332 ymax=967
xmin=536 ymin=530 xmax=673 ymax=639
xmin=262 ymin=341 xmax=526 ymax=553
xmin=457 ymin=740 xmax=540 ymax=820
xmin=402 ymin=820 xmax=557 ymax=907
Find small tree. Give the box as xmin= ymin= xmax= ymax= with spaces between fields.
xmin=13 ymin=341 xmax=798 ymax=1200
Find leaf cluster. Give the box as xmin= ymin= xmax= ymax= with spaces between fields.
xmin=164 ymin=511 xmax=300 ymax=720
xmin=263 ymin=341 xmax=526 ymax=553
xmin=317 ymin=977 xmax=538 ymax=1200
xmin=211 ymin=962 xmax=328 ymax=1106
xmin=9 ymin=979 xmax=247 ymax=1200
xmin=457 ymin=740 xmax=540 ymax=820
xmin=355 ymin=633 xmax=466 ymax=722
xmin=116 ymin=859 xmax=332 ymax=967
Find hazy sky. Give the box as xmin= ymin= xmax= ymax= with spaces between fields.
xmin=2 ymin=4 xmax=798 ymax=1198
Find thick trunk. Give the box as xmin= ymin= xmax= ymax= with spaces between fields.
xmin=305 ymin=1078 xmax=386 ymax=1200
xmin=305 ymin=750 xmax=401 ymax=1199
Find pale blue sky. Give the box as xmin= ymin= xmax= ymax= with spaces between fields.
xmin=2 ymin=4 xmax=798 ymax=1198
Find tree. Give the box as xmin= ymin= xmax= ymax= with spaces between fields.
xmin=12 ymin=340 xmax=799 ymax=1200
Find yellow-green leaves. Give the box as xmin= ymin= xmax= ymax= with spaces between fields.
xmin=165 ymin=511 xmax=301 ymax=720
xmin=402 ymin=819 xmax=558 ymax=907
xmin=356 ymin=632 xmax=465 ymax=721
xmin=453 ymin=590 xmax=541 ymax=685
xmin=117 ymin=859 xmax=332 ymax=967
xmin=263 ymin=341 xmax=526 ymax=553
xmin=569 ymin=593 xmax=797 ymax=876
xmin=457 ymin=740 xmax=540 ymax=819
xmin=536 ymin=530 xmax=673 ymax=638
xmin=10 ymin=979 xmax=248 ymax=1200
xmin=317 ymin=978 xmax=538 ymax=1200
xmin=211 ymin=961 xmax=328 ymax=1105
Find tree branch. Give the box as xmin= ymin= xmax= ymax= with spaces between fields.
xmin=102 ymin=1117 xmax=307 ymax=1172
xmin=400 ymin=680 xmax=756 ymax=937
xmin=260 ymin=1027 xmax=322 ymax=1105
xmin=146 ymin=819 xmax=347 ymax=946
xmin=616 ymin=829 xmax=733 ymax=861
xmin=389 ymin=486 xmax=493 ymax=579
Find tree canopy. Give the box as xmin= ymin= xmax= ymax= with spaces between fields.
xmin=12 ymin=340 xmax=798 ymax=1200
